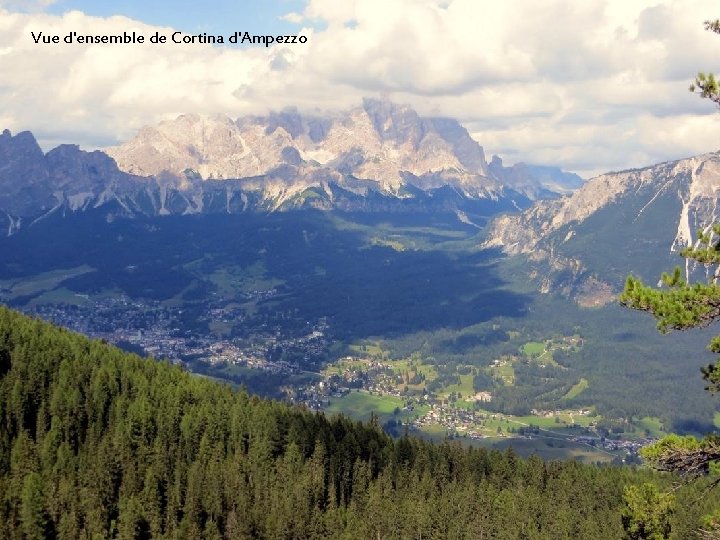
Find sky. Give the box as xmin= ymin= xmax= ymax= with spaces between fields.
xmin=1 ymin=0 xmax=720 ymax=177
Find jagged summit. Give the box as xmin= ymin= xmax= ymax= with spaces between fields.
xmin=106 ymin=99 xmax=572 ymax=198
xmin=106 ymin=99 xmax=493 ymax=192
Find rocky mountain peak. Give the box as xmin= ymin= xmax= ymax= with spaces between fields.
xmin=106 ymin=100 xmax=499 ymax=191
xmin=0 ymin=129 xmax=44 ymax=163
xmin=0 ymin=130 xmax=52 ymax=217
xmin=45 ymin=144 xmax=132 ymax=192
xmin=361 ymin=98 xmax=424 ymax=145
xmin=483 ymin=151 xmax=720 ymax=304
xmin=104 ymin=100 xmax=582 ymax=200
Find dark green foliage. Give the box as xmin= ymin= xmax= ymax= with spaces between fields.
xmin=622 ymin=21 xmax=720 ymax=527
xmin=0 ymin=306 xmax=717 ymax=538
xmin=0 ymin=210 xmax=529 ymax=340
xmin=472 ymin=370 xmax=495 ymax=392
xmin=621 ymin=483 xmax=673 ymax=540
xmin=4 ymin=204 xmax=718 ymax=430
xmin=20 ymin=472 xmax=47 ymax=540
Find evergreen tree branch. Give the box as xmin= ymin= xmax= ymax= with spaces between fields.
xmin=641 ymin=435 xmax=720 ymax=478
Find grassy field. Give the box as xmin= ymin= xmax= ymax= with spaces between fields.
xmin=535 ymin=350 xmax=560 ymax=367
xmin=490 ymin=358 xmax=515 ymax=385
xmin=235 ymin=261 xmax=285 ymax=293
xmin=416 ymin=424 xmax=450 ymax=439
xmin=326 ymin=214 xmax=472 ymax=252
xmin=564 ymin=378 xmax=589 ymax=399
xmin=325 ymin=391 xmax=405 ymax=422
xmin=412 ymin=428 xmax=617 ymax=464
xmin=521 ymin=340 xmax=563 ymax=367
xmin=475 ymin=437 xmax=617 ymax=464
xmin=521 ymin=341 xmax=545 ymax=356
xmin=441 ymin=373 xmax=475 ymax=400
xmin=325 ymin=391 xmax=429 ymax=424
xmin=349 ymin=340 xmax=390 ymax=359
xmin=635 ymin=416 xmax=666 ymax=438
xmin=0 ymin=265 xmax=94 ymax=303
xmin=184 ymin=260 xmax=285 ymax=301
xmin=205 ymin=268 xmax=241 ymax=298
xmin=370 ymin=237 xmax=407 ymax=252
xmin=26 ymin=287 xmax=90 ymax=307
xmin=510 ymin=411 xmax=595 ymax=428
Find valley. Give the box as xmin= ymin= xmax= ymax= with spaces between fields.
xmin=4 ymin=204 xmax=717 ymax=458
xmin=2 ymin=101 xmax=720 ymax=461
xmin=6 ymin=304 xmax=718 ymax=539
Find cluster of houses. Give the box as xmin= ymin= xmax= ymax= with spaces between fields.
xmin=570 ymin=435 xmax=654 ymax=454
xmin=27 ymin=295 xmax=331 ymax=374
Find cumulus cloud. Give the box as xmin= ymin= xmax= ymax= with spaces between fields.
xmin=2 ymin=0 xmax=720 ymax=176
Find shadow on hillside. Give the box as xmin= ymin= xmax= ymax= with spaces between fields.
xmin=0 ymin=208 xmax=531 ymax=342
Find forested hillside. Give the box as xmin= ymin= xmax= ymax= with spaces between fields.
xmin=0 ymin=306 xmax=717 ymax=539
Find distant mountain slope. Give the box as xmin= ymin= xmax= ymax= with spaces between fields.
xmin=488 ymin=156 xmax=584 ymax=199
xmin=484 ymin=151 xmax=720 ymax=305
xmin=0 ymin=128 xmax=153 ymax=235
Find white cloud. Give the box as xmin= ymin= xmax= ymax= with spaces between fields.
xmin=2 ymin=0 xmax=720 ymax=176
xmin=279 ymin=12 xmax=304 ymax=24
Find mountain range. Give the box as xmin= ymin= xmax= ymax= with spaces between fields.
xmin=0 ymin=99 xmax=583 ymax=235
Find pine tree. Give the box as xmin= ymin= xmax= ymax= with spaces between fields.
xmin=20 ymin=472 xmax=47 ymax=540
xmin=619 ymin=34 xmax=720 ymax=530
xmin=621 ymin=483 xmax=674 ymax=540
xmin=690 ymin=20 xmax=720 ymax=106
xmin=619 ymin=15 xmax=720 ymax=485
xmin=0 ymin=305 xmax=696 ymax=538
xmin=620 ymin=226 xmax=720 ymax=535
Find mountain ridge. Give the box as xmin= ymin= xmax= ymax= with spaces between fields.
xmin=483 ymin=150 xmax=720 ymax=304
xmin=0 ymin=127 xmax=532 ymax=235
xmin=106 ymin=99 xmax=494 ymax=187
